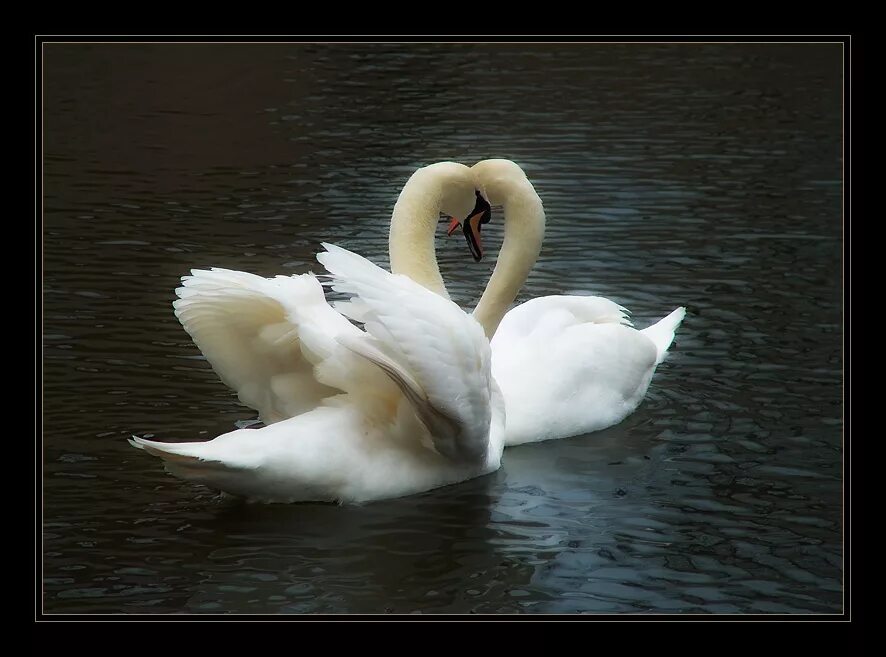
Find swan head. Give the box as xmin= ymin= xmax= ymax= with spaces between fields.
xmin=469 ymin=159 xmax=529 ymax=206
xmin=410 ymin=161 xmax=482 ymax=222
xmin=446 ymin=159 xmax=529 ymax=261
xmin=409 ymin=161 xmax=493 ymax=262
xmin=447 ymin=191 xmax=492 ymax=261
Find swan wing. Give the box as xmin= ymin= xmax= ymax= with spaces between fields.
xmin=173 ymin=268 xmax=359 ymax=423
xmin=318 ymin=243 xmax=493 ymax=463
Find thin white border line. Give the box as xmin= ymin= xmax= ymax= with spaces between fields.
xmin=36 ymin=39 xmax=848 ymax=43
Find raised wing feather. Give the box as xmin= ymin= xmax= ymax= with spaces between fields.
xmin=317 ymin=243 xmax=493 ymax=463
xmin=173 ymin=268 xmax=354 ymax=422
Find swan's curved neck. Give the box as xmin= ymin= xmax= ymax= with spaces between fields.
xmin=472 ymin=180 xmax=545 ymax=338
xmin=389 ymin=173 xmax=450 ymax=299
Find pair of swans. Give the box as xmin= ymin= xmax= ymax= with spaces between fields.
xmin=130 ymin=160 xmax=685 ymax=503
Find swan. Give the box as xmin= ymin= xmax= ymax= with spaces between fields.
xmin=129 ymin=163 xmax=505 ymax=503
xmin=435 ymin=158 xmax=686 ymax=446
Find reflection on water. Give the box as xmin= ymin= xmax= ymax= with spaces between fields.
xmin=43 ymin=43 xmax=842 ymax=614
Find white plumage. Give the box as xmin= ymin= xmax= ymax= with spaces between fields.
xmin=490 ymin=297 xmax=685 ymax=445
xmin=132 ymin=159 xmax=686 ymax=503
xmin=172 ymin=268 xmax=347 ymax=423
xmin=131 ymin=163 xmax=504 ymax=503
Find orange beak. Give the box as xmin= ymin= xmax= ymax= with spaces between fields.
xmin=447 ymin=191 xmax=492 ymax=262
xmin=465 ymin=211 xmax=484 ymax=260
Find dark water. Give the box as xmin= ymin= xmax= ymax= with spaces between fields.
xmin=42 ymin=43 xmax=843 ymax=614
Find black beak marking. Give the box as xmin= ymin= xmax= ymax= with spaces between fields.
xmin=461 ymin=191 xmax=492 ymax=262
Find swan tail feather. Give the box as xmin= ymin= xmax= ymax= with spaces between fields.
xmin=129 ymin=436 xmax=253 ymax=489
xmin=640 ymin=307 xmax=686 ymax=364
xmin=129 ymin=436 xmax=217 ymax=462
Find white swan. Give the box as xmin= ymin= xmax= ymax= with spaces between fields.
xmin=129 ymin=163 xmax=505 ymax=503
xmin=436 ymin=159 xmax=686 ymax=446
